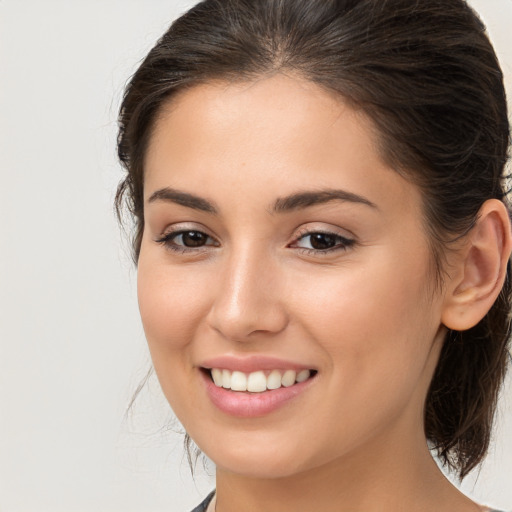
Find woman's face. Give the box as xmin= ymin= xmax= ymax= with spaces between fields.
xmin=138 ymin=74 xmax=448 ymax=478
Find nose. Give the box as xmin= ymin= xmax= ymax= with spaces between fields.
xmin=206 ymin=246 xmax=289 ymax=342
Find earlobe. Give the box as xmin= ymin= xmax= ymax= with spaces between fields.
xmin=441 ymin=199 xmax=512 ymax=332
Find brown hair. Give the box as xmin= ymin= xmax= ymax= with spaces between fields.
xmin=116 ymin=0 xmax=511 ymax=479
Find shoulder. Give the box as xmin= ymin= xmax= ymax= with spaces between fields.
xmin=189 ymin=490 xmax=216 ymax=512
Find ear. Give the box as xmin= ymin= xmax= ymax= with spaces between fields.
xmin=441 ymin=199 xmax=512 ymax=331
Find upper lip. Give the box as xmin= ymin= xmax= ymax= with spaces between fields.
xmin=199 ymin=355 xmax=316 ymax=373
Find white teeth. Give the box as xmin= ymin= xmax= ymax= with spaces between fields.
xmin=247 ymin=371 xmax=267 ymax=392
xmin=231 ymin=371 xmax=247 ymax=391
xmin=222 ymin=369 xmax=231 ymax=389
xmin=281 ymin=370 xmax=296 ymax=387
xmin=267 ymin=369 xmax=282 ymax=390
xmin=211 ymin=368 xmax=223 ymax=387
xmin=209 ymin=368 xmax=314 ymax=392
xmin=296 ymin=369 xmax=311 ymax=383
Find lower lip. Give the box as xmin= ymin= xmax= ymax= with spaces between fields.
xmin=200 ymin=370 xmax=317 ymax=418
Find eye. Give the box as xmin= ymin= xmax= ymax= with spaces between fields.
xmin=174 ymin=231 xmax=209 ymax=247
xmin=155 ymin=229 xmax=219 ymax=253
xmin=291 ymin=230 xmax=355 ymax=254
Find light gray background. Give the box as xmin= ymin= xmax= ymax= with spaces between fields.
xmin=0 ymin=1 xmax=511 ymax=511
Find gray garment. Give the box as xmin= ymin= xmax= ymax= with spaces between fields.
xmin=190 ymin=490 xmax=215 ymax=512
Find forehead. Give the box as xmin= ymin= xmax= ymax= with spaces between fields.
xmin=147 ymin=75 xmax=357 ymax=167
xmin=144 ymin=74 xmax=421 ymax=218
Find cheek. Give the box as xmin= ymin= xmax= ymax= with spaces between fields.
xmin=137 ymin=250 xmax=210 ymax=360
xmin=299 ymin=253 xmax=432 ymax=341
xmin=296 ymin=252 xmax=438 ymax=410
xmin=136 ymin=250 xmax=214 ymax=417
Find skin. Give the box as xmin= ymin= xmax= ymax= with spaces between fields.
xmin=138 ymin=74 xmax=510 ymax=512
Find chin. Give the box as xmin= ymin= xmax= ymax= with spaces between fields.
xmin=201 ymin=440 xmax=318 ymax=479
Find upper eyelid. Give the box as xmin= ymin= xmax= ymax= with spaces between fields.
xmin=293 ymin=225 xmax=355 ymax=241
xmin=289 ymin=231 xmax=354 ymax=250
xmin=157 ymin=228 xmax=217 ymax=244
xmin=158 ymin=222 xmax=217 ymax=238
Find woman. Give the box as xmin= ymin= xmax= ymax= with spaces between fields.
xmin=116 ymin=0 xmax=512 ymax=511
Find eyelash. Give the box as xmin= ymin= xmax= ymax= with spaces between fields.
xmin=291 ymin=228 xmax=355 ymax=255
xmin=155 ymin=230 xmax=218 ymax=254
xmin=155 ymin=228 xmax=355 ymax=256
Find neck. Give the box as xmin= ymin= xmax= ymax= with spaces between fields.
xmin=213 ymin=429 xmax=478 ymax=512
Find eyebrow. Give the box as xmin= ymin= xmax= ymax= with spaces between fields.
xmin=272 ymin=189 xmax=377 ymax=213
xmin=148 ymin=187 xmax=219 ymax=213
xmin=147 ymin=187 xmax=377 ymax=214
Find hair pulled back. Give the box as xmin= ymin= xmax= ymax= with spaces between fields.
xmin=116 ymin=0 xmax=512 ymax=479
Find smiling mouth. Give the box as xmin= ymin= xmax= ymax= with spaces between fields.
xmin=202 ymin=368 xmax=318 ymax=393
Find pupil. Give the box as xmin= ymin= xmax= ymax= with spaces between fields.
xmin=183 ymin=231 xmax=206 ymax=247
xmin=311 ymin=233 xmax=336 ymax=250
